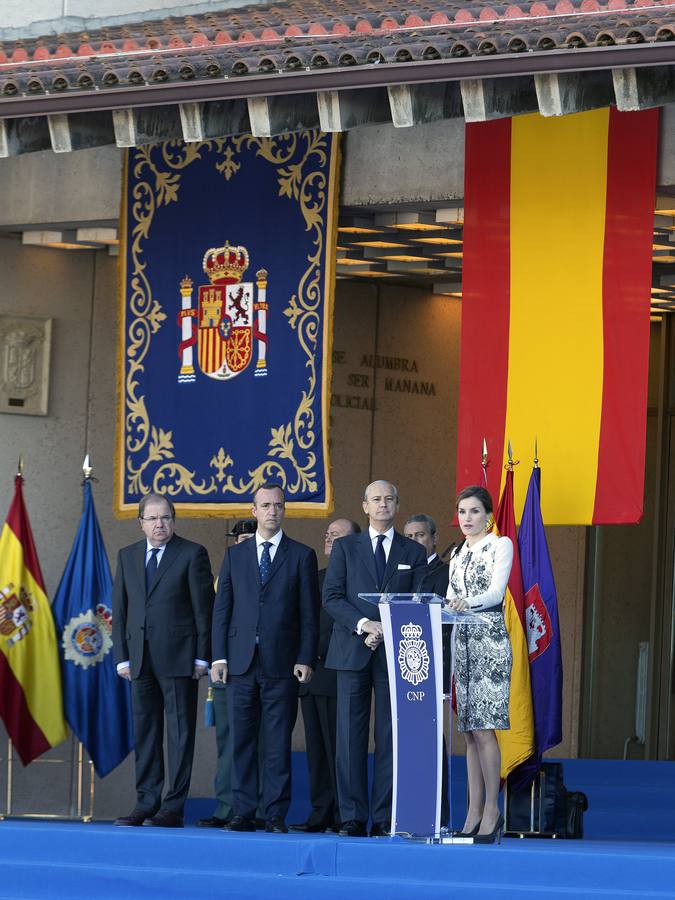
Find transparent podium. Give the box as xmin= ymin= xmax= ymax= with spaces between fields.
xmin=358 ymin=592 xmax=487 ymax=842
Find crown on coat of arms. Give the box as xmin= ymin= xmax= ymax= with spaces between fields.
xmin=401 ymin=622 xmax=423 ymax=640
xmin=202 ymin=241 xmax=250 ymax=285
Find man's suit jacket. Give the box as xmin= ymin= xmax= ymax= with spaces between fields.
xmin=212 ymin=533 xmax=319 ymax=678
xmin=300 ymin=568 xmax=337 ymax=697
xmin=112 ymin=534 xmax=214 ymax=679
xmin=424 ymin=555 xmax=452 ymax=694
xmin=323 ymin=530 xmax=427 ymax=672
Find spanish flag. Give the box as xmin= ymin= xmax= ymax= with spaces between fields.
xmin=458 ymin=108 xmax=659 ymax=524
xmin=495 ymin=468 xmax=534 ymax=785
xmin=0 ymin=475 xmax=68 ymax=764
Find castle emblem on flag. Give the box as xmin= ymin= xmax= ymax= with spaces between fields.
xmin=398 ymin=621 xmax=430 ymax=687
xmin=0 ymin=582 xmax=34 ymax=648
xmin=525 ymin=584 xmax=552 ymax=662
xmin=61 ymin=603 xmax=113 ymax=669
xmin=177 ymin=240 xmax=269 ymax=383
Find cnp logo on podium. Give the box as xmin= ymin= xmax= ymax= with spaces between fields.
xmin=397 ymin=621 xmax=430 ymax=687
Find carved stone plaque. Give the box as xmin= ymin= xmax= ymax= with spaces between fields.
xmin=0 ymin=316 xmax=51 ymax=416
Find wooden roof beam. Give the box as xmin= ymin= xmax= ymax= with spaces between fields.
xmin=317 ymin=88 xmax=391 ymax=133
xmin=534 ymin=70 xmax=614 ymax=117
xmin=614 ymin=66 xmax=675 ymax=112
xmin=387 ymin=82 xmax=462 ymax=128
xmin=248 ymin=93 xmax=319 ymax=137
xmin=460 ymin=75 xmax=538 ymax=122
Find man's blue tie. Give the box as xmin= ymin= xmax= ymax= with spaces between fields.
xmin=146 ymin=547 xmax=159 ymax=592
xmin=374 ymin=534 xmax=386 ymax=589
xmin=259 ymin=541 xmax=272 ymax=585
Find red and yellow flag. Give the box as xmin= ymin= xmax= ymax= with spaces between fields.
xmin=458 ymin=108 xmax=659 ymax=524
xmin=494 ymin=468 xmax=534 ymax=783
xmin=0 ymin=475 xmax=67 ymax=764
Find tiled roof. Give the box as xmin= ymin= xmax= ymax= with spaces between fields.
xmin=0 ymin=1 xmax=673 ymax=95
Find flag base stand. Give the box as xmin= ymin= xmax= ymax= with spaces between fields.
xmin=1 ymin=735 xmax=95 ymax=821
xmin=504 ymin=764 xmax=565 ymax=839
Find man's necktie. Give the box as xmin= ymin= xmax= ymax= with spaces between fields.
xmin=374 ymin=534 xmax=386 ymax=589
xmin=259 ymin=541 xmax=272 ymax=585
xmin=146 ymin=547 xmax=159 ymax=592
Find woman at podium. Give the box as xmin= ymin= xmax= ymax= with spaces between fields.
xmin=446 ymin=486 xmax=513 ymax=844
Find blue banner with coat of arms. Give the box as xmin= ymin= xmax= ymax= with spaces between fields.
xmin=116 ymin=131 xmax=339 ymax=515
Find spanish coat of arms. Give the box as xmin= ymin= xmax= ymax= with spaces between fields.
xmin=176 ymin=240 xmax=269 ymax=383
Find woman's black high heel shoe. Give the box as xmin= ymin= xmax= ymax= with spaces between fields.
xmin=473 ymin=813 xmax=504 ymax=844
xmin=452 ymin=821 xmax=481 ymax=838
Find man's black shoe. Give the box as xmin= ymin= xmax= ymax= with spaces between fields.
xmin=265 ymin=817 xmax=288 ymax=833
xmin=146 ymin=809 xmax=184 ymax=828
xmin=227 ymin=815 xmax=257 ymax=832
xmin=288 ymin=820 xmax=329 ymax=833
xmin=114 ymin=808 xmax=156 ymax=827
xmin=255 ymin=817 xmax=266 ymax=830
xmin=197 ymin=815 xmax=230 ymax=828
xmin=338 ymin=819 xmax=367 ymax=837
xmin=369 ymin=822 xmax=391 ymax=838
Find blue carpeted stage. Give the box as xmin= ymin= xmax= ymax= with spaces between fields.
xmin=1 ymin=758 xmax=674 ymax=899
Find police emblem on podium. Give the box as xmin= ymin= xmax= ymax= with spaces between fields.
xmin=177 ymin=240 xmax=269 ymax=383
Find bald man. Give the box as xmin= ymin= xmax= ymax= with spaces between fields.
xmin=323 ymin=482 xmax=426 ymax=837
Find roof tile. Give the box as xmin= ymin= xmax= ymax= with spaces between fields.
xmin=0 ymin=0 xmax=673 ymax=99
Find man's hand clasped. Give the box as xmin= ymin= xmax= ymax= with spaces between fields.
xmin=210 ymin=661 xmax=229 ymax=684
xmin=363 ymin=619 xmax=384 ymax=651
xmin=294 ymin=664 xmax=314 ymax=684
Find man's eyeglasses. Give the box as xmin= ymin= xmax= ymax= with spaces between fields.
xmin=140 ymin=515 xmax=173 ymax=523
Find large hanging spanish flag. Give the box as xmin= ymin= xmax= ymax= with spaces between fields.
xmin=495 ymin=468 xmax=535 ymax=786
xmin=458 ymin=108 xmax=659 ymax=524
xmin=0 ymin=475 xmax=68 ymax=764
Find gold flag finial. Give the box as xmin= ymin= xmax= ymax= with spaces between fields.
xmin=17 ymin=456 xmax=24 ymax=477
xmin=83 ymin=454 xmax=93 ymax=480
xmin=505 ymin=440 xmax=519 ymax=472
xmin=481 ymin=438 xmax=488 ymax=465
xmin=534 ymin=438 xmax=539 ymax=468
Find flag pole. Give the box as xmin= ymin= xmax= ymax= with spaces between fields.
xmin=76 ymin=455 xmax=97 ymax=821
xmin=534 ymin=437 xmax=539 ymax=469
xmin=3 ymin=738 xmax=11 ymax=818
xmin=5 ymin=455 xmax=21 ymax=819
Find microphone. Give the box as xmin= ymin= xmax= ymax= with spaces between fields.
xmin=380 ymin=562 xmax=432 ymax=597
xmin=439 ymin=541 xmax=458 ymax=561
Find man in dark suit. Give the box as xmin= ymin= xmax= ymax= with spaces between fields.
xmin=112 ymin=492 xmax=214 ymax=828
xmin=404 ymin=513 xmax=454 ymax=828
xmin=197 ymin=518 xmax=265 ymax=829
xmin=323 ymin=480 xmax=427 ymax=837
xmin=290 ymin=517 xmax=361 ymax=834
xmin=211 ymin=482 xmax=319 ymax=833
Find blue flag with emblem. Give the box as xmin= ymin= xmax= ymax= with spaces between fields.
xmin=117 ymin=131 xmax=339 ymax=516
xmin=52 ymin=479 xmax=133 ymax=777
xmin=517 ymin=465 xmax=563 ymax=782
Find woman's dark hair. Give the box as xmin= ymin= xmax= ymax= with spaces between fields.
xmin=455 ymin=485 xmax=493 ymax=515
